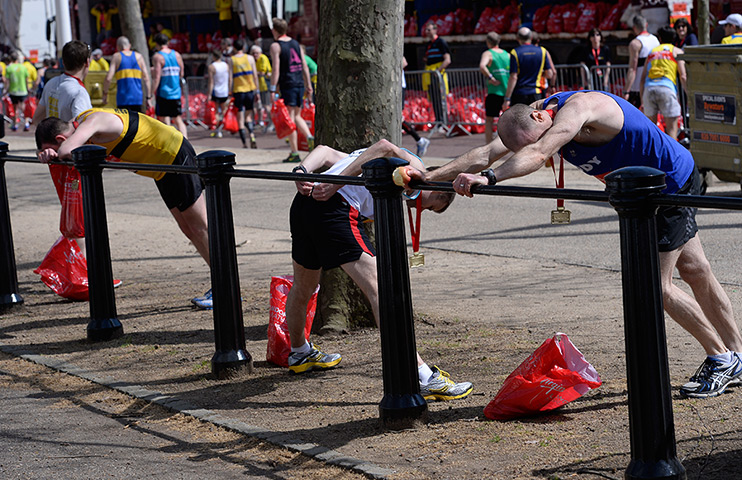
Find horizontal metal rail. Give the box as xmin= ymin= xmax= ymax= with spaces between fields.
xmin=5 ymin=154 xmax=742 ymax=211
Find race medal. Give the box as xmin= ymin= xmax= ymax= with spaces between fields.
xmin=409 ymin=252 xmax=425 ymax=268
xmin=551 ymin=206 xmax=571 ymax=224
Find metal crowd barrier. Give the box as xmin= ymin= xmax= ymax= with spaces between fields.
xmin=4 ymin=140 xmax=742 ymax=477
xmin=404 ymin=69 xmax=449 ymax=132
xmin=551 ymin=63 xmax=592 ymax=93
xmin=183 ymin=76 xmax=209 ymax=129
xmin=591 ymin=63 xmax=630 ymax=97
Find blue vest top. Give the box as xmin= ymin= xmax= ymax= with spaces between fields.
xmin=542 ymin=91 xmax=693 ymax=193
xmin=116 ymin=51 xmax=143 ymax=106
xmin=156 ymin=50 xmax=181 ymax=100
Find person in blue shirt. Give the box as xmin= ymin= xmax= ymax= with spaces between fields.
xmin=502 ymin=27 xmax=553 ymax=110
xmin=409 ymin=90 xmax=742 ymax=399
xmin=151 ymin=33 xmax=187 ymax=138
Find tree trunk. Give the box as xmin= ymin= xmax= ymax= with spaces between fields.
xmin=116 ymin=0 xmax=150 ymax=71
xmin=316 ymin=0 xmax=403 ymax=149
xmin=312 ymin=0 xmax=403 ymax=333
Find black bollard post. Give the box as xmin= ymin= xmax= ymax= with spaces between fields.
xmin=605 ymin=166 xmax=686 ymax=480
xmin=0 ymin=142 xmax=24 ymax=312
xmin=73 ymin=145 xmax=123 ymax=341
xmin=363 ymin=157 xmax=428 ymax=430
xmin=196 ymin=150 xmax=252 ymax=378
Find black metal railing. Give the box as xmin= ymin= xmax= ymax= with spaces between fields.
xmin=5 ymin=140 xmax=742 ymax=478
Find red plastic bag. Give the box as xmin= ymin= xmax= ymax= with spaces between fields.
xmin=533 ymin=5 xmax=552 ymax=32
xmin=484 ymin=333 xmax=602 ymax=420
xmin=34 ymin=236 xmax=89 ymax=301
xmin=271 ymin=98 xmax=296 ymax=139
xmin=48 ymin=164 xmax=84 ymax=238
xmin=203 ymin=100 xmax=217 ymax=129
xmin=3 ymin=96 xmax=15 ymax=118
xmin=547 ymin=5 xmax=565 ymax=33
xmin=266 ymin=275 xmax=319 ymax=367
xmin=575 ymin=2 xmax=601 ymax=33
xmin=23 ymin=96 xmax=37 ymax=119
xmin=223 ymin=105 xmax=239 ymax=133
xmin=297 ymin=101 xmax=315 ymax=151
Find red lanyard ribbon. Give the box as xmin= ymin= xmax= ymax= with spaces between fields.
xmin=407 ymin=196 xmax=422 ymax=253
xmin=550 ymin=153 xmax=566 ymax=208
xmin=64 ymin=72 xmax=85 ymax=87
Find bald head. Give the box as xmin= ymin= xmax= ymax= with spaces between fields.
xmin=117 ymin=36 xmax=130 ymax=50
xmin=517 ymin=27 xmax=532 ymax=44
xmin=498 ymin=104 xmax=544 ymax=152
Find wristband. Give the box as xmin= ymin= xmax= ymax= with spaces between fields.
xmin=488 ymin=74 xmax=494 ymax=80
xmin=504 ymin=97 xmax=510 ymax=101
xmin=481 ymin=168 xmax=497 ymax=186
xmin=292 ymin=165 xmax=307 ymax=174
xmin=269 ymin=85 xmax=276 ymax=93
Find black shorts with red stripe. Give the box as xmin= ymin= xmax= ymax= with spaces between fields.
xmin=290 ymin=192 xmax=375 ymax=270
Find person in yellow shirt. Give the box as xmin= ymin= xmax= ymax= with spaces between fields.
xmin=35 ymin=109 xmax=213 ymax=309
xmin=719 ymin=14 xmax=742 ymax=44
xmin=250 ymin=44 xmax=272 ymax=131
xmin=216 ymin=0 xmax=233 ymax=36
xmin=640 ymin=26 xmax=687 ymax=140
xmin=230 ymin=39 xmax=260 ymax=148
xmin=23 ymin=57 xmax=38 ymax=93
xmin=0 ymin=59 xmax=6 ymax=91
xmin=89 ymin=49 xmax=110 ymax=71
xmin=90 ymin=2 xmax=119 ymax=46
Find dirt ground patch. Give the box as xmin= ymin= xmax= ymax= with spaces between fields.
xmin=2 ymin=137 xmax=742 ymax=479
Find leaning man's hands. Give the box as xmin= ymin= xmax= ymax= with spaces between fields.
xmin=453 ymin=173 xmax=487 ymax=198
xmin=37 ymin=148 xmax=59 ymax=164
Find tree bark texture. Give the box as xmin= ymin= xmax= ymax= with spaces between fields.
xmin=316 ymin=0 xmax=403 ymax=150
xmin=313 ymin=1 xmax=403 ymax=333
xmin=117 ymin=0 xmax=150 ymax=70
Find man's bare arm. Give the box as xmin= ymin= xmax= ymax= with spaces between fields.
xmin=424 ymin=135 xmax=510 ymax=183
xmin=624 ymin=39 xmax=640 ymax=95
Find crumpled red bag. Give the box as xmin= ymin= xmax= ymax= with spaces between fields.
xmin=266 ymin=275 xmax=319 ymax=367
xmin=48 ymin=164 xmax=84 ymax=238
xmin=23 ymin=96 xmax=37 ymax=119
xmin=533 ymin=5 xmax=552 ymax=32
xmin=223 ymin=105 xmax=239 ymax=133
xmin=271 ymin=98 xmax=296 ymax=139
xmin=34 ymin=236 xmax=89 ymax=301
xmin=484 ymin=333 xmax=602 ymax=420
xmin=297 ymin=101 xmax=315 ymax=151
xmin=3 ymin=96 xmax=15 ymax=118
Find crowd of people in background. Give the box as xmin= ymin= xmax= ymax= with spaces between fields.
xmin=2 ymin=7 xmax=742 ymax=149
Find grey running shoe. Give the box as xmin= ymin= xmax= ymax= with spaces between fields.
xmin=420 ymin=366 xmax=473 ymax=401
xmin=288 ymin=344 xmax=341 ymax=374
xmin=416 ymin=137 xmax=430 ymax=157
xmin=680 ymin=355 xmax=742 ymax=398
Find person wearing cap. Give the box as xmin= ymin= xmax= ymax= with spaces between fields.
xmin=720 ymin=14 xmax=742 ymax=44
xmin=89 ymin=49 xmax=110 ymax=72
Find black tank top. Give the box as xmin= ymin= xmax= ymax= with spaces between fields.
xmin=278 ymin=38 xmax=304 ymax=89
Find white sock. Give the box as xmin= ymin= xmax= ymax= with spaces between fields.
xmin=291 ymin=341 xmax=311 ymax=355
xmin=709 ymin=351 xmax=734 ymax=365
xmin=418 ymin=363 xmax=434 ymax=385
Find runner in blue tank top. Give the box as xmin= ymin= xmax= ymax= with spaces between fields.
xmin=409 ymin=90 xmax=742 ymax=399
xmin=151 ymin=33 xmax=187 ymax=138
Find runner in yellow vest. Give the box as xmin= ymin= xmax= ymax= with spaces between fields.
xmin=34 ymin=108 xmax=215 ymax=309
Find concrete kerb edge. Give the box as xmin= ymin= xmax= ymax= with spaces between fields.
xmin=0 ymin=342 xmax=395 ymax=479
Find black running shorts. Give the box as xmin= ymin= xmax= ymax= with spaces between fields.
xmin=154 ymin=141 xmax=204 ymax=212
xmin=656 ymin=167 xmax=699 ymax=252
xmin=290 ymin=192 xmax=375 ymax=270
